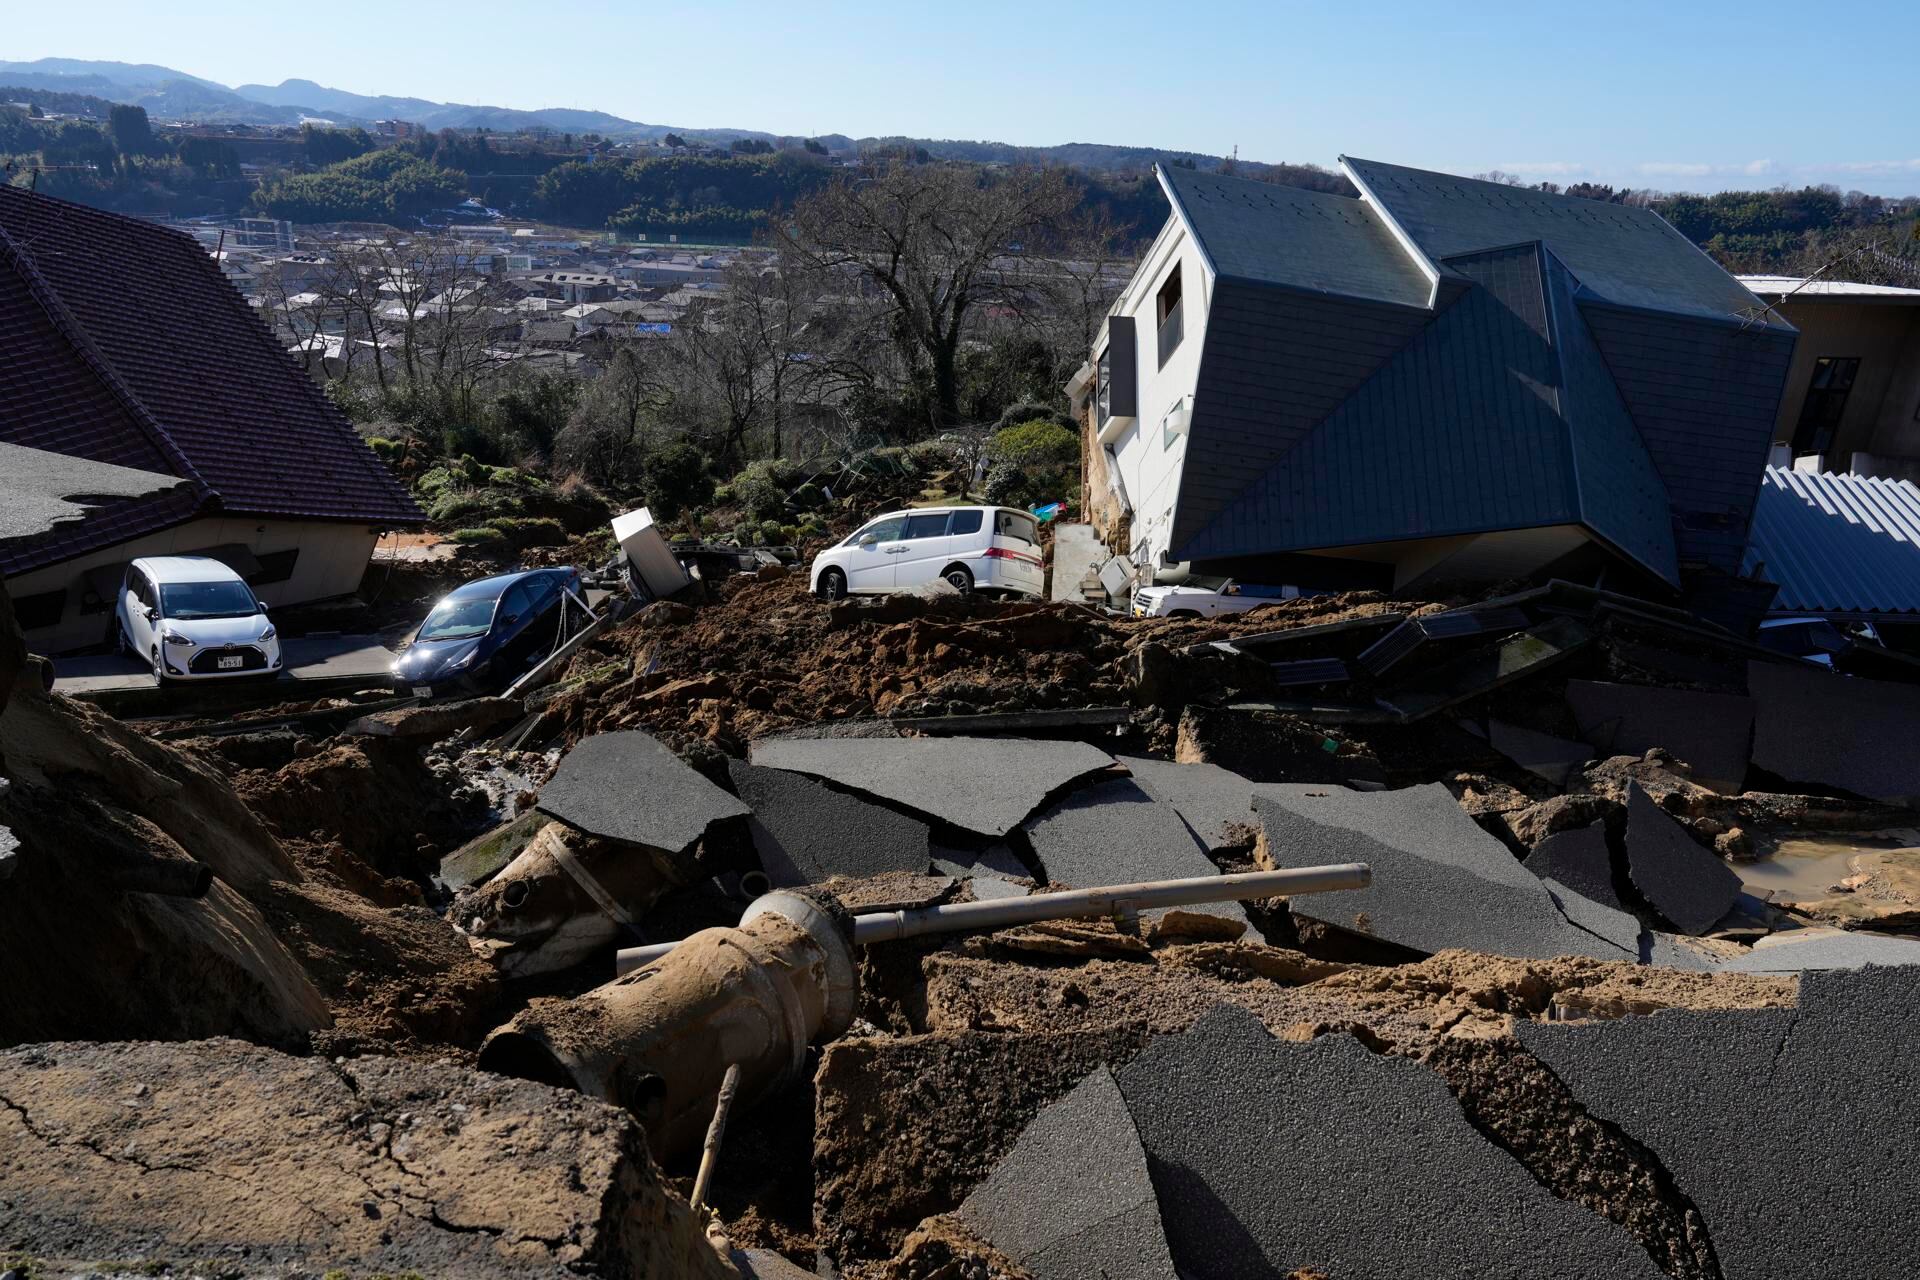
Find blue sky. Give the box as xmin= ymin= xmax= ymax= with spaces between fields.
xmin=11 ymin=0 xmax=1920 ymax=195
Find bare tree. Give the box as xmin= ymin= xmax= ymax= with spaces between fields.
xmin=775 ymin=162 xmax=1082 ymax=429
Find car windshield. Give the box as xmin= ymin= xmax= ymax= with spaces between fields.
xmin=418 ymin=595 xmax=498 ymax=641
xmin=158 ymin=580 xmax=257 ymax=620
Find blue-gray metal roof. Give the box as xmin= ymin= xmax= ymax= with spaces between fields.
xmin=1743 ymin=467 xmax=1920 ymax=617
xmin=1159 ymin=165 xmax=1430 ymax=307
xmin=1342 ymin=157 xmax=1786 ymax=328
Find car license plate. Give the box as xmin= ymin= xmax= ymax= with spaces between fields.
xmin=412 ymin=685 xmax=434 ymax=698
xmin=218 ymin=655 xmax=243 ymax=670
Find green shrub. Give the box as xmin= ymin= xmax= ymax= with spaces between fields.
xmin=731 ymin=520 xmax=759 ymax=545
xmin=982 ymin=461 xmax=1029 ymax=506
xmin=759 ymin=519 xmax=786 ymax=544
xmin=485 ymin=516 xmax=568 ymax=548
xmin=487 ymin=465 xmax=541 ymax=489
xmin=711 ymin=483 xmax=734 ymax=506
xmin=731 ymin=459 xmax=793 ymax=522
xmin=778 ymin=524 xmax=802 ymax=545
xmin=414 ymin=466 xmax=457 ymax=496
xmin=428 ymin=492 xmax=489 ymax=525
xmin=792 ymin=482 xmax=823 ymax=510
xmin=368 ymin=436 xmax=404 ymax=461
xmin=642 ymin=442 xmax=714 ymax=521
xmin=448 ymin=526 xmax=507 ymax=548
xmin=697 ymin=513 xmax=719 ymax=533
xmin=989 ymin=419 xmax=1078 ymax=469
xmin=905 ymin=440 xmax=952 ymax=473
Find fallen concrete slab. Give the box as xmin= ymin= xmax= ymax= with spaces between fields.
xmin=1023 ymin=777 xmax=1255 ymax=941
xmin=0 ymin=1038 xmax=733 ymax=1278
xmin=1520 ymin=966 xmax=1920 ymax=1279
xmin=1748 ymin=660 xmax=1920 ymax=807
xmin=347 ymin=695 xmax=522 ymax=739
xmin=1253 ymin=785 xmax=1622 ymax=960
xmin=1489 ymin=719 xmax=1594 ymax=788
xmin=1113 ymin=1004 xmax=1663 ymax=1279
xmin=1714 ymin=926 xmax=1920 ymax=973
xmin=749 ymin=736 xmax=1114 ymax=838
xmin=1565 ymin=680 xmax=1753 ymax=793
xmin=1624 ymin=784 xmax=1741 ymax=936
xmin=1523 ymin=821 xmax=1628 ymax=911
xmin=536 ymin=730 xmax=750 ymax=853
xmin=1117 ymin=754 xmax=1261 ymax=851
xmin=439 ymin=808 xmax=550 ymax=890
xmin=727 ymin=759 xmax=931 ymax=886
xmin=957 ymin=1064 xmax=1177 ymax=1280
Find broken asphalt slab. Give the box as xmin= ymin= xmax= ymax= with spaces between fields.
xmin=1113 ymin=1004 xmax=1664 ymax=1279
xmin=726 ymin=758 xmax=932 ymax=886
xmin=1118 ymin=754 xmax=1262 ymax=851
xmin=536 ymin=729 xmax=750 ymax=853
xmin=749 ymin=735 xmax=1114 ymax=838
xmin=0 ymin=1037 xmax=733 ymax=1279
xmin=957 ymin=1064 xmax=1178 ymax=1280
xmin=1022 ymin=777 xmax=1256 ymax=940
xmin=1523 ymin=821 xmax=1629 ymax=911
xmin=1520 ymin=966 xmax=1920 ymax=1279
xmin=1748 ymin=660 xmax=1920 ymax=808
xmin=1713 ymin=927 xmax=1920 ymax=973
xmin=1565 ymin=679 xmax=1753 ymax=793
xmin=1253 ymin=784 xmax=1628 ymax=960
xmin=1624 ymin=783 xmax=1741 ymax=936
xmin=1542 ymin=878 xmax=1643 ymax=958
xmin=1488 ymin=719 xmax=1594 ymax=789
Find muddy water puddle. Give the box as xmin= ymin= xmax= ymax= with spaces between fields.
xmin=1741 ymin=829 xmax=1920 ymax=902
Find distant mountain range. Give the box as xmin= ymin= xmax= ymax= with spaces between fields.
xmin=0 ymin=57 xmax=1244 ymax=175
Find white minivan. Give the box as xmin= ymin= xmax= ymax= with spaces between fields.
xmin=810 ymin=505 xmax=1045 ymax=600
xmin=116 ymin=555 xmax=283 ymax=685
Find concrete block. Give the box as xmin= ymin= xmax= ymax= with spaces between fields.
xmin=1623 ymin=784 xmax=1741 ymax=936
xmin=1114 ymin=1005 xmax=1663 ymax=1279
xmin=750 ymin=736 xmax=1114 ymax=838
xmin=537 ymin=730 xmax=750 ymax=853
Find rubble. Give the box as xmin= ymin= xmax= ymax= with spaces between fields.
xmin=750 ymin=735 xmax=1114 ymax=839
xmin=1748 ymin=660 xmax=1920 ymax=806
xmin=729 ymin=758 xmax=934 ymax=885
xmin=537 ymin=728 xmax=751 ymax=851
xmin=1565 ymin=680 xmax=1754 ymax=793
xmin=1523 ymin=821 xmax=1628 ymax=910
xmin=1623 ymin=784 xmax=1743 ymax=936
xmin=1521 ymin=966 xmax=1920 ymax=1279
xmin=0 ymin=1038 xmax=733 ymax=1279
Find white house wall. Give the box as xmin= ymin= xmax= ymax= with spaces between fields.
xmin=1101 ymin=218 xmax=1213 ymax=572
xmin=8 ymin=517 xmax=382 ymax=654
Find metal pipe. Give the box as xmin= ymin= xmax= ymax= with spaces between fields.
xmin=614 ymin=863 xmax=1371 ymax=976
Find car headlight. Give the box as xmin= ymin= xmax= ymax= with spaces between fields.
xmin=258 ymin=624 xmax=277 ymax=641
xmin=163 ymin=632 xmax=196 ymax=647
xmin=449 ymin=647 xmax=480 ymax=671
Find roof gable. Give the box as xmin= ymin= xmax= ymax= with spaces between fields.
xmin=0 ymin=188 xmax=421 ymax=544
xmin=1159 ymin=165 xmax=1429 ymax=307
xmin=1343 ymin=157 xmax=1782 ymax=327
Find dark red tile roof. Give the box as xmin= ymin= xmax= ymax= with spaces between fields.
xmin=0 ymin=187 xmax=422 ymax=575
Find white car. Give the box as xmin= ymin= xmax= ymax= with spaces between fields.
xmin=116 ymin=555 xmax=283 ymax=685
xmin=1132 ymin=577 xmax=1299 ymax=619
xmin=811 ymin=505 xmax=1045 ymax=600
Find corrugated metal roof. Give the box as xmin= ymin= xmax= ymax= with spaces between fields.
xmin=1737 ymin=275 xmax=1920 ymax=303
xmin=1743 ymin=467 xmax=1920 ymax=616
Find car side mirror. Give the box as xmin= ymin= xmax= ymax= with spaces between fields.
xmin=257 ymin=602 xmax=269 ymax=614
xmin=144 ymin=606 xmax=159 ymax=622
xmin=502 ymin=613 xmax=520 ymax=625
xmin=858 ymin=532 xmax=879 ymax=546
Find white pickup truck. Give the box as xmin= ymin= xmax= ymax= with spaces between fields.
xmin=1130 ymin=578 xmax=1299 ymax=619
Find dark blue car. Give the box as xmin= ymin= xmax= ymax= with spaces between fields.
xmin=390 ymin=567 xmax=583 ymax=696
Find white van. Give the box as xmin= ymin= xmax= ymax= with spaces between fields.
xmin=810 ymin=505 xmax=1045 ymax=600
xmin=116 ymin=555 xmax=283 ymax=685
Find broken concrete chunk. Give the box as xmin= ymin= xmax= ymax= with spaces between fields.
xmin=1542 ymin=878 xmax=1640 ymax=958
xmin=1118 ymin=754 xmax=1261 ymax=851
xmin=957 ymin=1064 xmax=1178 ymax=1280
xmin=1748 ymin=660 xmax=1920 ymax=808
xmin=536 ymin=729 xmax=749 ymax=853
xmin=749 ymin=735 xmax=1114 ymax=838
xmin=1253 ymin=786 xmax=1621 ymax=961
xmin=1114 ymin=1004 xmax=1663 ymax=1279
xmin=1714 ymin=926 xmax=1920 ymax=973
xmin=440 ymin=807 xmax=550 ymax=890
xmin=727 ymin=758 xmax=931 ymax=886
xmin=1520 ymin=966 xmax=1920 ymax=1279
xmin=1023 ymin=777 xmax=1256 ymax=942
xmin=1488 ymin=719 xmax=1593 ymax=789
xmin=0 ymin=1038 xmax=734 ymax=1279
xmin=1565 ymin=679 xmax=1753 ymax=793
xmin=1624 ymin=784 xmax=1741 ymax=936
xmin=346 ymin=695 xmax=522 ymax=740
xmin=1523 ymin=821 xmax=1627 ymax=911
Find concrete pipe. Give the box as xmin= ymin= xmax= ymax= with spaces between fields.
xmin=477 ymin=889 xmax=856 ymax=1161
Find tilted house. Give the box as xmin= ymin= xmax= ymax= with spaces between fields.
xmin=1079 ymin=160 xmax=1798 ymax=595
xmin=0 ymin=188 xmax=423 ymax=652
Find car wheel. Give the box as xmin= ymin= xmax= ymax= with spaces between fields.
xmin=944 ymin=565 xmax=974 ymax=595
xmin=818 ymin=568 xmax=847 ymax=601
xmin=150 ymin=647 xmax=168 ymax=686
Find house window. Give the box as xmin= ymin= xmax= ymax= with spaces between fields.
xmin=1095 ymin=346 xmax=1112 ymax=423
xmin=12 ymin=588 xmax=66 ymax=631
xmin=250 ymin=549 xmax=300 ymax=585
xmin=1156 ymin=266 xmax=1184 ymax=368
xmin=1791 ymin=356 xmax=1861 ymax=457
